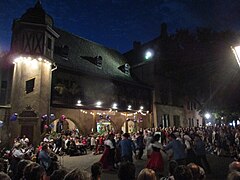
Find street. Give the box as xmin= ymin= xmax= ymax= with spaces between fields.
xmin=60 ymin=151 xmax=233 ymax=180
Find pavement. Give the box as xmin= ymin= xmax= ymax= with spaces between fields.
xmin=60 ymin=151 xmax=234 ymax=180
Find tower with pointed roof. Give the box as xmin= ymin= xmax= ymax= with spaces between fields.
xmin=9 ymin=1 xmax=59 ymax=144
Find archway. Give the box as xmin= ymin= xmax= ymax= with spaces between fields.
xmin=96 ymin=118 xmax=116 ymax=135
xmin=121 ymin=120 xmax=136 ymax=133
xmin=49 ymin=117 xmax=81 ymax=135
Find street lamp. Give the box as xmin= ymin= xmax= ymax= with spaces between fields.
xmin=204 ymin=112 xmax=211 ymax=119
xmin=144 ymin=49 xmax=154 ymax=60
xmin=231 ymin=46 xmax=240 ymax=67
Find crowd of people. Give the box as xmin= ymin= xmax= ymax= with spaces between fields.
xmin=0 ymin=125 xmax=240 ymax=179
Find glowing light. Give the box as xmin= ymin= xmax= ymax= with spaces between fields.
xmin=96 ymin=101 xmax=102 ymax=107
xmin=204 ymin=113 xmax=211 ymax=119
xmin=76 ymin=100 xmax=82 ymax=106
xmin=145 ymin=49 xmax=154 ymax=60
xmin=112 ymin=103 xmax=117 ymax=109
xmin=140 ymin=106 xmax=144 ymax=110
xmin=128 ymin=105 xmax=132 ymax=110
xmin=30 ymin=59 xmax=38 ymax=69
xmin=206 ymin=122 xmax=212 ymax=126
xmin=13 ymin=56 xmax=52 ymax=66
xmin=232 ymin=46 xmax=240 ymax=68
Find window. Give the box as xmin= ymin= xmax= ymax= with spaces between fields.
xmin=47 ymin=38 xmax=52 ymax=49
xmin=95 ymin=56 xmax=102 ymax=69
xmin=62 ymin=45 xmax=69 ymax=59
xmin=1 ymin=81 xmax=7 ymax=89
xmin=124 ymin=63 xmax=130 ymax=75
xmin=173 ymin=115 xmax=180 ymax=127
xmin=161 ymin=114 xmax=170 ymax=128
xmin=26 ymin=78 xmax=35 ymax=94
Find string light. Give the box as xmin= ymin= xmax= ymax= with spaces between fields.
xmin=13 ymin=56 xmax=52 ymax=66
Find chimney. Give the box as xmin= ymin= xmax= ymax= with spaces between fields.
xmin=160 ymin=23 xmax=168 ymax=39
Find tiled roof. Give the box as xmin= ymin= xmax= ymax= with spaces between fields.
xmin=53 ymin=28 xmax=135 ymax=82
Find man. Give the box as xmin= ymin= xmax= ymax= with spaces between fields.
xmin=136 ymin=131 xmax=145 ymax=160
xmin=164 ymin=133 xmax=186 ymax=165
xmin=194 ymin=134 xmax=211 ymax=173
xmin=38 ymin=143 xmax=52 ymax=174
xmin=118 ymin=133 xmax=136 ymax=162
xmin=20 ymin=135 xmax=29 ymax=147
xmin=10 ymin=143 xmax=24 ymax=174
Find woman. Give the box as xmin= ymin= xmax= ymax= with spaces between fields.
xmin=99 ymin=134 xmax=115 ymax=170
xmin=146 ymin=134 xmax=164 ymax=176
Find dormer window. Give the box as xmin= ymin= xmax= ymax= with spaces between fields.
xmin=95 ymin=56 xmax=102 ymax=69
xmin=62 ymin=45 xmax=69 ymax=59
xmin=54 ymin=45 xmax=69 ymax=60
xmin=118 ymin=63 xmax=130 ymax=75
xmin=124 ymin=63 xmax=130 ymax=75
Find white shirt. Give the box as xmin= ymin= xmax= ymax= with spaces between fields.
xmin=12 ymin=149 xmax=24 ymax=158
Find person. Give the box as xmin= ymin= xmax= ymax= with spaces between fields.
xmin=227 ymin=171 xmax=240 ymax=180
xmin=183 ymin=134 xmax=196 ymax=164
xmin=10 ymin=142 xmax=24 ymax=175
xmin=23 ymin=162 xmax=47 ymax=180
xmin=193 ymin=134 xmax=211 ymax=173
xmin=136 ymin=131 xmax=145 ymax=160
xmin=187 ymin=163 xmax=205 ymax=180
xmin=91 ymin=162 xmax=102 ymax=180
xmin=68 ymin=139 xmax=77 ymax=156
xmin=173 ymin=165 xmax=193 ymax=180
xmin=164 ymin=133 xmax=186 ymax=165
xmin=118 ymin=133 xmax=136 ymax=162
xmin=13 ymin=159 xmax=32 ymax=180
xmin=90 ymin=136 xmax=96 ymax=151
xmin=0 ymin=171 xmax=11 ymax=180
xmin=99 ymin=134 xmax=115 ymax=170
xmin=145 ymin=131 xmax=153 ymax=159
xmin=118 ymin=161 xmax=136 ymax=180
xmin=20 ymin=135 xmax=30 ymax=147
xmin=54 ymin=134 xmax=63 ymax=154
xmin=63 ymin=168 xmax=91 ymax=180
xmin=160 ymin=160 xmax=178 ymax=180
xmin=229 ymin=161 xmax=240 ymax=172
xmin=146 ymin=134 xmax=164 ymax=176
xmin=137 ymin=168 xmax=157 ymax=180
xmin=50 ymin=169 xmax=68 ymax=180
xmin=38 ymin=143 xmax=52 ymax=175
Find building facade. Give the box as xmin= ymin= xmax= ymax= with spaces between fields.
xmin=0 ymin=1 xmax=152 ymax=146
xmin=124 ymin=23 xmax=203 ymax=128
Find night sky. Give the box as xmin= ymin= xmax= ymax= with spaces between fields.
xmin=1 ymin=0 xmax=240 ymax=53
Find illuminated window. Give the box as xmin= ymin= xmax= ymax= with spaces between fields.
xmin=26 ymin=78 xmax=35 ymax=94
